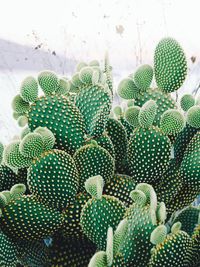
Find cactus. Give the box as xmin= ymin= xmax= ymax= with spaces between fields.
xmin=0 ymin=230 xmax=18 ymax=266
xmin=160 ymin=109 xmax=185 ymax=135
xmin=73 ymin=141 xmax=114 ymax=191
xmin=167 ymin=182 xmax=199 ymax=214
xmin=103 ymin=174 xmax=136 ymax=206
xmin=173 ymin=206 xmax=200 ymax=236
xmin=125 ymin=106 xmax=140 ymax=127
xmin=174 ymin=123 xmax=199 ymax=164
xmin=120 ymin=183 xmax=166 ymax=266
xmin=180 ymin=94 xmax=195 ymax=111
xmin=133 ymin=64 xmax=153 ymax=92
xmin=0 ymin=165 xmax=27 ymax=192
xmin=80 ymin=176 xmax=126 ymax=250
xmin=75 ymin=83 xmax=112 ymax=137
xmin=118 ymin=78 xmax=140 ymax=99
xmin=38 ymin=70 xmax=59 ymax=96
xmin=20 ymin=76 xmax=38 ymax=102
xmin=134 ymin=88 xmax=176 ymax=126
xmin=48 ymin=235 xmax=96 ymax=267
xmin=128 ymin=125 xmax=171 ymax=184
xmin=187 ymin=105 xmax=200 ymax=128
xmin=188 ymin=224 xmax=200 ymax=266
xmin=62 ymin=192 xmax=91 ymax=238
xmin=28 ymin=149 xmax=79 ymax=209
xmin=0 ymin=184 xmax=64 ymax=241
xmin=180 ymin=132 xmax=200 ymax=190
xmin=105 ymin=118 xmax=128 ymax=173
xmin=88 ymin=220 xmax=128 ymax=267
xmin=94 ymin=134 xmax=115 ymax=159
xmin=0 ymin=36 xmax=199 ymax=266
xmin=149 ymin=222 xmax=192 ymax=266
xmin=28 ymin=94 xmax=86 ymax=155
xmin=154 ymin=37 xmax=187 ymax=93
xmin=154 ymin=159 xmax=183 ymax=207
xmin=138 ymin=100 xmax=158 ymax=128
xmin=16 ymin=239 xmax=49 ymax=266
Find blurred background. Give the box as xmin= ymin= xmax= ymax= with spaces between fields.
xmin=1 ymin=0 xmax=200 ymax=142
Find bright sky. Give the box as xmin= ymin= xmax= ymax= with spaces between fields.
xmin=0 ymin=0 xmax=200 ymax=68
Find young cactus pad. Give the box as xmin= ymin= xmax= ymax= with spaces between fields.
xmin=80 ymin=176 xmax=126 ymax=250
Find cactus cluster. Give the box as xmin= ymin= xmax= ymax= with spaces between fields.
xmin=0 ymin=37 xmax=199 ymax=266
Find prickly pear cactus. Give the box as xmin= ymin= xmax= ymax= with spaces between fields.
xmin=149 ymin=222 xmax=192 ymax=267
xmin=120 ymin=183 xmax=167 ymax=267
xmin=0 ymin=37 xmax=199 ymax=266
xmin=80 ymin=176 xmax=126 ymax=250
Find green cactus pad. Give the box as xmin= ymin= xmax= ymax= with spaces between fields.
xmin=174 ymin=206 xmax=200 ymax=236
xmin=19 ymin=132 xmax=44 ymax=158
xmin=79 ymin=66 xmax=94 ymax=84
xmin=0 ymin=192 xmax=7 ymax=208
xmin=103 ymin=174 xmax=136 ymax=206
xmin=73 ymin=142 xmax=114 ymax=191
xmin=119 ymin=116 xmax=135 ymax=140
xmin=121 ymin=204 xmax=157 ymax=266
xmin=28 ymin=94 xmax=86 ymax=155
xmin=149 ymin=230 xmax=192 ymax=267
xmin=12 ymin=94 xmax=30 ymax=114
xmin=188 ymin=224 xmax=200 ymax=267
xmin=80 ymin=193 xmax=126 ymax=250
xmin=28 ymin=149 xmax=79 ymax=209
xmin=13 ymin=111 xmax=23 ymax=120
xmin=150 ymin=225 xmax=167 ymax=245
xmin=17 ymin=115 xmax=28 ymax=127
xmin=34 ymin=126 xmax=55 ymax=151
xmin=94 ymin=134 xmax=115 ymax=159
xmin=174 ymin=123 xmax=199 ymax=164
xmin=134 ymin=88 xmax=176 ymax=126
xmin=75 ymin=84 xmax=111 ymax=137
xmin=0 ymin=195 xmax=64 ymax=240
xmin=0 ymin=165 xmax=26 ymax=192
xmin=134 ymin=64 xmax=153 ymax=92
xmin=55 ymin=77 xmax=69 ymax=95
xmin=118 ymin=78 xmax=140 ymax=99
xmin=0 ymin=230 xmax=18 ymax=267
xmin=16 ymin=239 xmax=49 ymax=267
xmin=105 ymin=118 xmax=128 ymax=173
xmin=38 ymin=70 xmax=58 ymax=95
xmin=180 ymin=132 xmax=200 ymax=189
xmin=113 ymin=106 xmax=123 ymax=117
xmin=167 ymin=182 xmax=199 ymax=214
xmin=3 ymin=141 xmax=32 ymax=169
xmin=128 ymin=126 xmax=171 ymax=183
xmin=62 ymin=192 xmax=91 ymax=238
xmin=154 ymin=37 xmax=187 ymax=93
xmin=10 ymin=183 xmax=26 ymax=199
xmin=154 ymin=159 xmax=182 ymax=206
xmin=138 ymin=100 xmax=157 ymax=128
xmin=180 ymin=94 xmax=195 ymax=111
xmin=88 ymin=251 xmax=107 ymax=267
xmin=20 ymin=76 xmax=38 ymax=102
xmin=127 ymin=100 xmax=135 ymax=107
xmin=125 ymin=106 xmax=140 ymax=127
xmin=187 ymin=105 xmax=200 ymax=128
xmin=48 ymin=235 xmax=97 ymax=267
xmin=160 ymin=109 xmax=185 ymax=135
